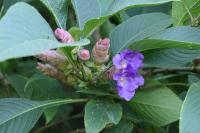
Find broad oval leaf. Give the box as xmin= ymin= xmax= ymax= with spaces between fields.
xmin=129 ymin=81 xmax=182 ymax=126
xmin=110 ymin=13 xmax=172 ymax=55
xmin=0 ymin=2 xmax=89 ymax=62
xmin=72 ymin=0 xmax=177 ymax=36
xmin=180 ymin=82 xmax=200 ymax=133
xmin=84 ymin=99 xmax=122 ymax=133
xmin=0 ymin=98 xmax=87 ymax=133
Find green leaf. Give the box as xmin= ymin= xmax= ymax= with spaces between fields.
xmin=103 ymin=121 xmax=133 ymax=133
xmin=129 ymin=80 xmax=182 ymax=126
xmin=172 ymin=0 xmax=200 ymax=25
xmin=180 ymin=82 xmax=200 ymax=133
xmin=40 ymin=0 xmax=68 ymax=29
xmin=84 ymin=99 xmax=122 ymax=133
xmin=110 ymin=13 xmax=172 ymax=55
xmin=144 ymin=48 xmax=200 ymax=68
xmin=0 ymin=98 xmax=87 ymax=133
xmin=132 ymin=26 xmax=200 ymax=51
xmin=0 ymin=2 xmax=89 ymax=62
xmin=72 ymin=0 xmax=177 ymax=37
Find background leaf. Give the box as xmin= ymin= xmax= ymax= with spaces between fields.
xmin=40 ymin=0 xmax=68 ymax=29
xmin=180 ymin=82 xmax=200 ymax=133
xmin=84 ymin=99 xmax=122 ymax=133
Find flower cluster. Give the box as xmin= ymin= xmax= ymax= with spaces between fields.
xmin=112 ymin=50 xmax=144 ymax=101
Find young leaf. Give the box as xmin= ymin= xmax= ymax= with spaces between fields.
xmin=180 ymin=82 xmax=200 ymax=133
xmin=0 ymin=98 xmax=87 ymax=133
xmin=110 ymin=13 xmax=172 ymax=55
xmin=0 ymin=2 xmax=89 ymax=62
xmin=72 ymin=0 xmax=177 ymax=37
xmin=172 ymin=0 xmax=200 ymax=25
xmin=84 ymin=99 xmax=122 ymax=133
xmin=129 ymin=81 xmax=182 ymax=126
xmin=40 ymin=0 xmax=68 ymax=29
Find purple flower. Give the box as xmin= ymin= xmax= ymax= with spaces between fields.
xmin=112 ymin=50 xmax=144 ymax=101
xmin=112 ymin=50 xmax=143 ymax=71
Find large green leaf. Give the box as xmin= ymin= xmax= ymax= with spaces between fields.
xmin=40 ymin=0 xmax=68 ymax=29
xmin=132 ymin=26 xmax=200 ymax=51
xmin=0 ymin=2 xmax=89 ymax=62
xmin=72 ymin=0 xmax=177 ymax=37
xmin=129 ymin=81 xmax=182 ymax=126
xmin=84 ymin=99 xmax=122 ymax=133
xmin=180 ymin=82 xmax=200 ymax=133
xmin=110 ymin=13 xmax=172 ymax=55
xmin=172 ymin=0 xmax=200 ymax=25
xmin=144 ymin=48 xmax=200 ymax=68
xmin=0 ymin=98 xmax=86 ymax=133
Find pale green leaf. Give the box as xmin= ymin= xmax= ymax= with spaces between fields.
xmin=0 ymin=2 xmax=89 ymax=62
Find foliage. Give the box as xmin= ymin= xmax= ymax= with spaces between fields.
xmin=0 ymin=0 xmax=200 ymax=133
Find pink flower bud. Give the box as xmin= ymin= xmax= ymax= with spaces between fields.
xmin=37 ymin=62 xmax=67 ymax=84
xmin=92 ymin=38 xmax=110 ymax=64
xmin=78 ymin=49 xmax=90 ymax=61
xmin=54 ymin=28 xmax=74 ymax=43
xmin=37 ymin=50 xmax=67 ymax=69
xmin=96 ymin=38 xmax=110 ymax=51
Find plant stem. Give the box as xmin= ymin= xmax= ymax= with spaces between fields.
xmin=147 ymin=66 xmax=200 ymax=75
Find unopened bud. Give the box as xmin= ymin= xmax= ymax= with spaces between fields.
xmin=92 ymin=38 xmax=110 ymax=64
xmin=38 ymin=50 xmax=67 ymax=69
xmin=54 ymin=28 xmax=74 ymax=43
xmin=37 ymin=62 xmax=67 ymax=84
xmin=78 ymin=49 xmax=90 ymax=61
